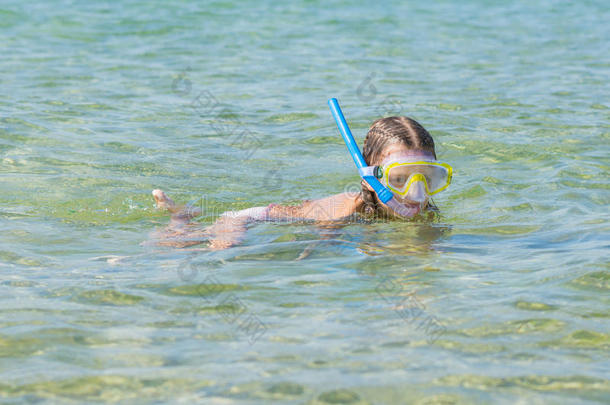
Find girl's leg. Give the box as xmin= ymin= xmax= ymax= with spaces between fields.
xmin=153 ymin=189 xmax=202 ymax=225
xmin=152 ymin=189 xmax=178 ymax=212
xmin=151 ymin=189 xmax=207 ymax=247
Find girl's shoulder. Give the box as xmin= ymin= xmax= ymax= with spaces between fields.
xmin=320 ymin=192 xmax=364 ymax=219
xmin=272 ymin=192 xmax=364 ymax=221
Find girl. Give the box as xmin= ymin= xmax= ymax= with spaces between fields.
xmin=152 ymin=105 xmax=452 ymax=250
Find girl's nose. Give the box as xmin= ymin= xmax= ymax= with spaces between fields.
xmin=403 ymin=180 xmax=428 ymax=206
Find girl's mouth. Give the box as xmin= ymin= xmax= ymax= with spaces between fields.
xmin=385 ymin=198 xmax=422 ymax=218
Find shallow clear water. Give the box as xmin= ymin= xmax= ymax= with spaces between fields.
xmin=1 ymin=0 xmax=609 ymax=403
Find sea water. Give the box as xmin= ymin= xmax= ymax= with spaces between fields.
xmin=1 ymin=0 xmax=608 ymax=403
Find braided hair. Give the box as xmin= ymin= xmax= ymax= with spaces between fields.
xmin=360 ymin=116 xmax=436 ymax=217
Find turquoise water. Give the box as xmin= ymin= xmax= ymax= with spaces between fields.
xmin=1 ymin=0 xmax=609 ymax=403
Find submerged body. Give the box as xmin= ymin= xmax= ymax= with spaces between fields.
xmin=152 ymin=189 xmax=364 ymax=250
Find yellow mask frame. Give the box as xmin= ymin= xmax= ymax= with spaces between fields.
xmin=378 ymin=160 xmax=453 ymax=197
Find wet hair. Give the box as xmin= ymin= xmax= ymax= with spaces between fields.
xmin=360 ymin=116 xmax=436 ymax=216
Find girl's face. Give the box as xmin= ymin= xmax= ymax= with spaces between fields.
xmin=369 ymin=143 xmax=435 ymax=218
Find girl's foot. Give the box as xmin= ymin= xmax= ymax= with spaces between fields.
xmin=152 ymin=189 xmax=178 ymax=213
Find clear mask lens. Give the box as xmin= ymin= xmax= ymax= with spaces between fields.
xmin=385 ymin=163 xmax=450 ymax=195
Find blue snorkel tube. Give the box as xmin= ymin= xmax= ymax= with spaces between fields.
xmin=328 ymin=98 xmax=419 ymax=218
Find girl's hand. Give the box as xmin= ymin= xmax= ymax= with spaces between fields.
xmin=204 ymin=215 xmax=249 ymax=250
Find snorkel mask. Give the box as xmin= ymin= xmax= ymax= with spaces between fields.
xmin=328 ymin=98 xmax=452 ymax=217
